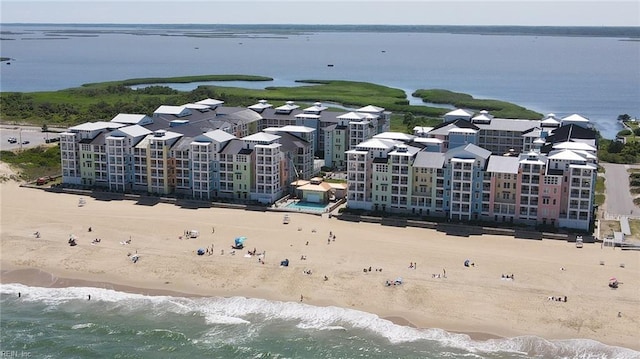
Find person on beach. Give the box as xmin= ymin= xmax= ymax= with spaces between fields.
xmin=300 ymin=294 xmax=304 ymax=302
xmin=88 ymin=294 xmax=91 ymax=301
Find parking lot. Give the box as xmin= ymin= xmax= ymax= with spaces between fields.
xmin=0 ymin=125 xmax=61 ymax=151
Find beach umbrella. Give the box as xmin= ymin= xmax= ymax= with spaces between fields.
xmin=609 ymin=277 xmax=617 ymax=282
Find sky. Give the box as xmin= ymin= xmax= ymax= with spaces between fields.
xmin=1 ymin=0 xmax=638 ymax=26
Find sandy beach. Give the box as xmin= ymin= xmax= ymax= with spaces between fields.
xmin=1 ymin=181 xmax=639 ymax=350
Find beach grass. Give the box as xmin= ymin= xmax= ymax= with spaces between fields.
xmin=0 ymin=146 xmax=61 ymax=180
xmin=629 ymin=219 xmax=640 ymax=239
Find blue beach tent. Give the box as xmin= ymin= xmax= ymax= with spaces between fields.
xmin=235 ymin=236 xmax=247 ymax=247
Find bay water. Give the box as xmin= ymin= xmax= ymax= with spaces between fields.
xmin=1 ymin=25 xmax=640 ymax=357
xmin=1 ymin=24 xmax=639 ymax=139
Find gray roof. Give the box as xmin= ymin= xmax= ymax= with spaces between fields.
xmin=428 ymin=122 xmax=467 ymax=136
xmin=172 ymin=137 xmax=194 ymax=152
xmin=278 ymin=132 xmax=310 ymax=152
xmin=202 ymin=129 xmax=236 ymax=142
xmin=220 ymin=139 xmax=250 ymax=155
xmin=486 ymin=155 xmax=521 ymax=174
xmin=145 ymin=106 xmax=263 ymax=137
xmin=323 ymin=124 xmax=338 ymax=132
xmin=447 ymin=143 xmax=492 ymax=160
xmin=475 ymin=118 xmax=541 ymax=133
xmin=413 ymin=151 xmax=445 ymax=168
xmin=243 ymin=132 xmax=280 ymax=143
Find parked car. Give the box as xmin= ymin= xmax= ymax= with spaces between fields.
xmin=22 ymin=140 xmax=30 ymax=144
xmin=36 ymin=176 xmax=52 ymax=185
xmin=7 ymin=137 xmax=17 ymax=143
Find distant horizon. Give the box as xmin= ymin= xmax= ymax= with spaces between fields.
xmin=1 ymin=23 xmax=638 ymax=28
xmin=2 ymin=1 xmax=638 ymax=27
xmin=2 ymin=23 xmax=638 ymax=39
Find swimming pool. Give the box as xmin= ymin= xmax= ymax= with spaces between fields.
xmin=284 ymin=201 xmax=328 ymax=213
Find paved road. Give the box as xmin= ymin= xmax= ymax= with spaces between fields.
xmin=601 ymin=162 xmax=640 ymax=217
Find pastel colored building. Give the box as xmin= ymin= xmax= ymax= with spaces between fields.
xmin=60 ymin=98 xmax=389 ymax=205
xmin=346 ymin=109 xmax=598 ymax=230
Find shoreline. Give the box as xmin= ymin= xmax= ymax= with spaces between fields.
xmin=1 ymin=182 xmax=639 ymax=351
xmin=0 ymin=266 xmax=504 ymax=343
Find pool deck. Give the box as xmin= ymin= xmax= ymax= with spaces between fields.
xmin=271 ymin=199 xmax=344 ymax=215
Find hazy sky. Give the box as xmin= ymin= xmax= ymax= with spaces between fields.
xmin=1 ymin=0 xmax=639 ymax=26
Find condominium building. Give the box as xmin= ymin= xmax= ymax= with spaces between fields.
xmin=347 ymin=109 xmax=598 ymax=230
xmin=247 ymin=99 xmax=390 ymax=169
xmin=60 ymin=98 xmax=388 ymax=204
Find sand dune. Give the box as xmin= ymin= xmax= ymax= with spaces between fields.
xmin=1 ymin=182 xmax=638 ymax=350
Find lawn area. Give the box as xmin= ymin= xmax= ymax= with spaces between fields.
xmin=595 ymin=175 xmax=605 ymax=207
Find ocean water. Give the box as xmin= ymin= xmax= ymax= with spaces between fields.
xmin=1 ymin=24 xmax=639 ymax=138
xmin=1 ymin=284 xmax=638 ymax=359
